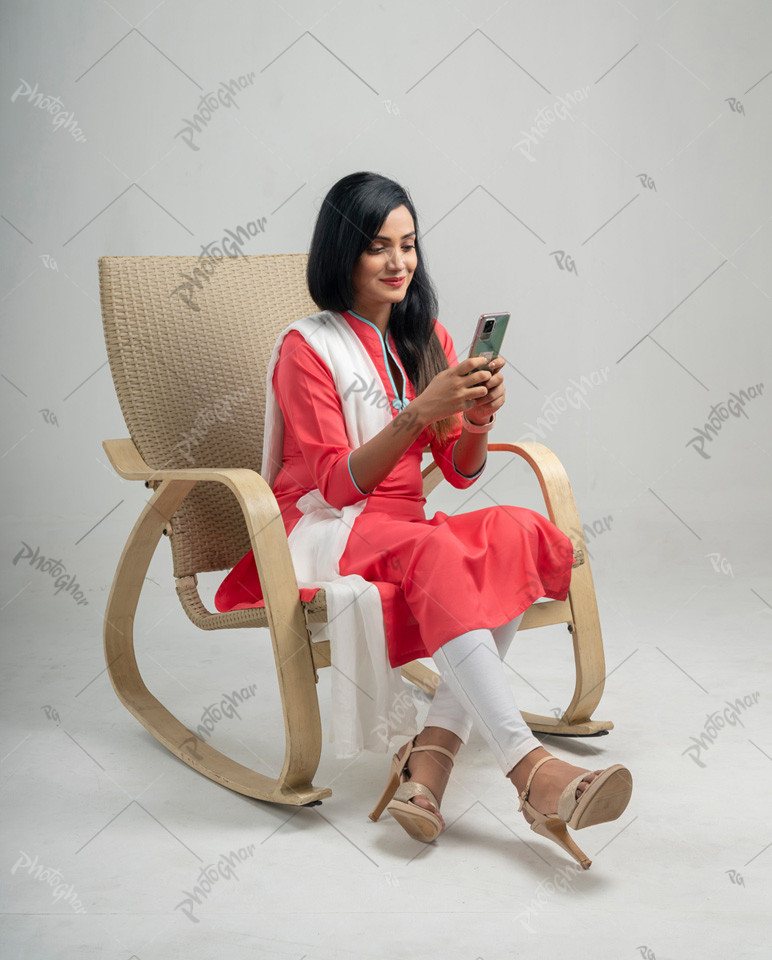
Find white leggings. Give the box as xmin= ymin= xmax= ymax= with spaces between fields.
xmin=424 ymin=613 xmax=542 ymax=776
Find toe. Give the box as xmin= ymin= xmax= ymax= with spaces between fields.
xmin=575 ymin=770 xmax=601 ymax=798
xmin=410 ymin=796 xmax=443 ymax=828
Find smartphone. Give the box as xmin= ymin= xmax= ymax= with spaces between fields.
xmin=467 ymin=312 xmax=510 ymax=365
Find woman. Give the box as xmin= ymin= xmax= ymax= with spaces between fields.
xmin=216 ymin=172 xmax=632 ymax=869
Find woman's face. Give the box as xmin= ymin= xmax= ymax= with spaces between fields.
xmin=351 ymin=204 xmax=418 ymax=317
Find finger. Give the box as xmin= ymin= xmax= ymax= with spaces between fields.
xmin=463 ymin=368 xmax=492 ymax=387
xmin=466 ymin=385 xmax=490 ymax=404
xmin=482 ymin=380 xmax=505 ymax=400
xmin=478 ymin=371 xmax=501 ymax=391
xmin=462 ymin=356 xmax=494 ymax=374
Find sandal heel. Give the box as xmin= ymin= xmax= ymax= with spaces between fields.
xmin=369 ymin=760 xmax=400 ymax=822
xmin=531 ymin=816 xmax=591 ymax=871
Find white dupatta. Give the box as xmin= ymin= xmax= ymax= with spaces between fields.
xmin=261 ymin=310 xmax=419 ymax=758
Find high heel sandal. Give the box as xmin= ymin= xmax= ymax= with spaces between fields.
xmin=517 ymin=756 xmax=633 ymax=870
xmin=369 ymin=735 xmax=455 ymax=843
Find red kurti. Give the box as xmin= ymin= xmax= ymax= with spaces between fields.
xmin=215 ymin=310 xmax=573 ymax=668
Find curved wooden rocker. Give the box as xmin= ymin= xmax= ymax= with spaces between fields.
xmin=98 ymin=254 xmax=611 ymax=810
xmin=103 ymin=438 xmax=331 ymax=805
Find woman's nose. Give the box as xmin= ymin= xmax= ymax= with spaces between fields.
xmin=388 ymin=247 xmax=405 ymax=270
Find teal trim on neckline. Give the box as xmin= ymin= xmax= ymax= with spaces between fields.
xmin=345 ymin=309 xmax=408 ymax=411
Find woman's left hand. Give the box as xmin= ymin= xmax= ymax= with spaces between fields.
xmin=466 ymin=356 xmax=506 ymax=423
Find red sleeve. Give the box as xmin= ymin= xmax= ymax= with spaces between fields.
xmin=273 ymin=330 xmax=370 ymax=508
xmin=428 ymin=321 xmax=487 ymax=487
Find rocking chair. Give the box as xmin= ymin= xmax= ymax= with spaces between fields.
xmin=98 ymin=254 xmax=612 ymax=807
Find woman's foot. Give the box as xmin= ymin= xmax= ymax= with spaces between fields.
xmin=509 ymin=747 xmax=601 ymax=825
xmin=394 ymin=726 xmax=462 ymax=833
xmin=509 ymin=747 xmax=633 ymax=869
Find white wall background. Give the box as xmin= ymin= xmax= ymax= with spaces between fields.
xmin=1 ymin=2 xmax=770 ymax=958
xmin=2 ymin=1 xmax=770 ymax=554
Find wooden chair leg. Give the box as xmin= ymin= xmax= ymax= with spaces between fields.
xmin=514 ymin=545 xmax=613 ymax=736
xmin=559 ymin=556 xmax=612 ymax=729
xmin=104 ymin=478 xmax=331 ymax=805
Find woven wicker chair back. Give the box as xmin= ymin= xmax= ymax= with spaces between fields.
xmin=99 ymin=254 xmax=318 ymax=577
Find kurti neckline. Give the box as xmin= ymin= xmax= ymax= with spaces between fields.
xmin=342 ymin=309 xmax=409 ymax=412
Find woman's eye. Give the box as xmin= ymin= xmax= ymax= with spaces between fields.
xmin=367 ymin=244 xmax=415 ymax=254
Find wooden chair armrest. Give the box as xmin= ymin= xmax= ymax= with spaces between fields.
xmin=422 ymin=439 xmax=584 ymax=546
xmin=487 ymin=441 xmax=583 ymax=538
xmin=102 ymin=437 xmax=303 ymax=617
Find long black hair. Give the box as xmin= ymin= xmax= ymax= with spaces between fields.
xmin=307 ymin=171 xmax=456 ymax=445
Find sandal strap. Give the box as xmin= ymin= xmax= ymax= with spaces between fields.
xmin=395 ymin=737 xmax=456 ymax=783
xmin=517 ymin=755 xmax=557 ymax=812
xmin=393 ymin=780 xmax=440 ymax=811
xmin=409 ymin=744 xmax=456 ymax=764
xmin=557 ymin=773 xmax=589 ymax=822
xmin=396 ymin=734 xmax=420 ymax=774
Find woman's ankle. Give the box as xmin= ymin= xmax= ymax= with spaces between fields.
xmin=415 ymin=725 xmax=463 ymax=756
xmin=403 ymin=726 xmax=462 ymax=808
xmin=508 ymin=746 xmax=551 ymax=793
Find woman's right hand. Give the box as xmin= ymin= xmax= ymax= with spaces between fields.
xmin=412 ymin=357 xmax=493 ymax=426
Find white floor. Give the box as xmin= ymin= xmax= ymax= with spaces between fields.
xmin=1 ymin=517 xmax=770 ymax=960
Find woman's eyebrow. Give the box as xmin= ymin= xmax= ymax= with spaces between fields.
xmin=371 ymin=230 xmax=416 ymax=241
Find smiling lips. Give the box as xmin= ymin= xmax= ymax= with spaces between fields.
xmin=380 ymin=277 xmax=405 ymax=286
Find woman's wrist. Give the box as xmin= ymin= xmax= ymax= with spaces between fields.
xmin=453 ymin=418 xmax=489 ymax=475
xmin=401 ymin=397 xmax=432 ymax=432
xmin=462 ymin=408 xmax=494 ymax=430
xmin=401 ymin=399 xmax=493 ymax=432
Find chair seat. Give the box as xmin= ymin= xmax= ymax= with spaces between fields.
xmin=175 ymin=574 xmax=329 ymax=629
xmin=176 ymin=575 xmax=426 ymax=665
